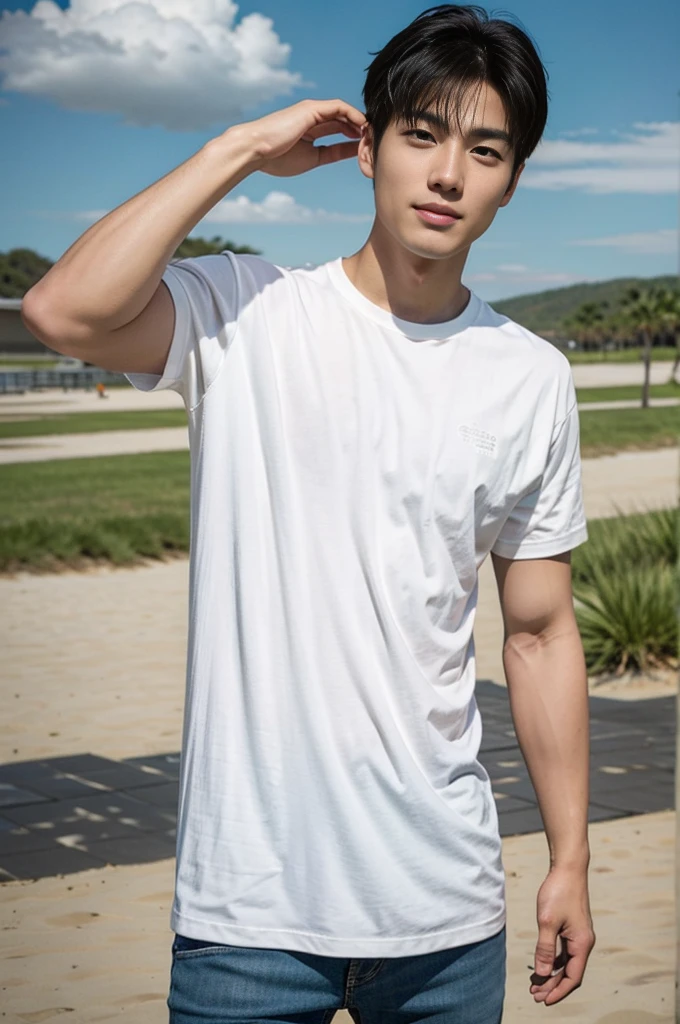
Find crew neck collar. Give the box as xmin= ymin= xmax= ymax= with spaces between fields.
xmin=325 ymin=257 xmax=480 ymax=340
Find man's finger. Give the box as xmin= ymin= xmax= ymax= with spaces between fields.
xmin=533 ymin=927 xmax=559 ymax=980
xmin=542 ymin=950 xmax=588 ymax=1005
xmin=302 ymin=120 xmax=362 ymax=142
xmin=303 ymin=98 xmax=366 ymax=130
xmin=315 ymin=140 xmax=361 ymax=167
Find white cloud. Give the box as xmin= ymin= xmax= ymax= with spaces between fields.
xmin=496 ymin=263 xmax=528 ymax=273
xmin=559 ymin=127 xmax=598 ymax=138
xmin=72 ymin=209 xmax=109 ymax=221
xmin=522 ymin=122 xmax=680 ymax=194
xmin=570 ymin=228 xmax=677 ymax=255
xmin=466 ymin=264 xmax=590 ymax=289
xmin=69 ymin=191 xmax=371 ymax=225
xmin=0 ymin=0 xmax=303 ymax=131
xmin=201 ymin=192 xmax=371 ymax=224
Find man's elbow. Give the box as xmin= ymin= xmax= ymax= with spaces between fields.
xmin=21 ymin=287 xmax=90 ymax=358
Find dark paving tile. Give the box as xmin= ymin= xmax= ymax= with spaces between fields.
xmin=1 ymin=790 xmax=176 ymax=835
xmin=590 ymin=766 xmax=670 ymax=790
xmin=492 ymin=794 xmax=536 ymax=814
xmin=19 ymin=776 xmax=114 ymax=801
xmin=491 ymin=780 xmax=537 ymax=803
xmin=479 ymin=738 xmax=520 ymax=754
xmin=0 ymin=845 xmax=107 ymax=880
xmin=85 ymin=832 xmax=177 ymax=867
xmin=128 ymin=782 xmax=178 ymax=809
xmin=590 ymin=785 xmax=674 ymax=816
xmin=587 ymin=804 xmax=628 ymax=823
xmin=0 ymin=825 xmax=59 ymax=856
xmin=647 ymin=757 xmax=675 ymax=771
xmin=0 ymin=783 xmax=53 ymax=808
xmin=40 ymin=754 xmax=121 ymax=773
xmin=123 ymin=753 xmax=181 ymax=778
xmin=0 ymin=761 xmax=58 ymax=784
xmin=498 ymin=806 xmax=545 ymax=837
xmin=82 ymin=765 xmax=173 ymax=792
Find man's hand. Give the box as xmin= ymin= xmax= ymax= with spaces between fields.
xmin=529 ymin=866 xmax=596 ymax=1005
xmin=231 ymin=98 xmax=367 ymax=177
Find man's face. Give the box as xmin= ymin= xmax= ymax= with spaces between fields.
xmin=358 ymin=81 xmax=524 ymax=261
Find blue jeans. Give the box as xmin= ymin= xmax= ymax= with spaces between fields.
xmin=168 ymin=926 xmax=506 ymax=1023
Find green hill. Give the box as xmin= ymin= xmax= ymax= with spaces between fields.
xmin=490 ymin=275 xmax=678 ymax=336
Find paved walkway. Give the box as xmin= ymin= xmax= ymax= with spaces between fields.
xmin=0 ymin=396 xmax=678 ymax=465
xmin=0 ymin=426 xmax=190 ymax=463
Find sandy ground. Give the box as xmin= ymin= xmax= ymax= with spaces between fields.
xmin=0 ymin=811 xmax=673 ymax=1024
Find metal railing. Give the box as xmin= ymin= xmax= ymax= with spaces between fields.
xmin=0 ymin=369 xmax=127 ymax=394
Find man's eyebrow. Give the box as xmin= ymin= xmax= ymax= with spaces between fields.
xmin=406 ymin=109 xmax=512 ymax=146
xmin=467 ymin=126 xmax=512 ymax=146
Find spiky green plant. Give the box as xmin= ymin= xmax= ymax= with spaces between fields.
xmin=571 ymin=506 xmax=679 ymax=676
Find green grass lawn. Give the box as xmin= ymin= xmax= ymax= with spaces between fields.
xmin=575 ymin=381 xmax=680 ymax=403
xmin=0 ymin=452 xmax=190 ymax=572
xmin=0 ymin=402 xmax=678 ymax=571
xmin=0 ymin=408 xmax=187 ymax=439
xmin=565 ymin=346 xmax=678 ymax=364
xmin=578 ymin=406 xmax=679 ymax=456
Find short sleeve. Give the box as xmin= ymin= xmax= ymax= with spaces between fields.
xmin=125 ymin=251 xmax=241 ymax=409
xmin=491 ymin=400 xmax=589 ymax=559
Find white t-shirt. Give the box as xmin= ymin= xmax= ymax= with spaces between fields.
xmin=128 ymin=251 xmax=588 ymax=958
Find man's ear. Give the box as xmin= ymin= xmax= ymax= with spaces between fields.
xmin=357 ymin=123 xmax=375 ymax=181
xmin=499 ymin=161 xmax=525 ymax=207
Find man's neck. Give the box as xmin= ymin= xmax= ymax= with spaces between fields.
xmin=341 ymin=229 xmax=471 ymax=325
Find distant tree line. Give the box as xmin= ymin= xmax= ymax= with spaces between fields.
xmin=0 ymin=236 xmax=262 ymax=298
xmin=0 ymin=248 xmax=54 ymax=298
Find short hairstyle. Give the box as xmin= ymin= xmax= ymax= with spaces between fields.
xmin=362 ymin=4 xmax=549 ymax=181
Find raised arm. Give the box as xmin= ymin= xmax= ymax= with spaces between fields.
xmin=20 ymin=99 xmax=366 ymax=375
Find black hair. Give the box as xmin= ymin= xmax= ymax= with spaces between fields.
xmin=362 ymin=4 xmax=549 ymax=182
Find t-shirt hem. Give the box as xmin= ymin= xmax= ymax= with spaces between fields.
xmin=169 ymin=906 xmax=507 ymax=958
xmin=491 ymin=522 xmax=589 ymax=560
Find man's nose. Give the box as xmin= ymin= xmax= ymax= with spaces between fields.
xmin=428 ymin=143 xmax=464 ymax=193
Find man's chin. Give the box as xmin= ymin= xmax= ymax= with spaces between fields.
xmin=400 ymin=236 xmax=468 ymax=262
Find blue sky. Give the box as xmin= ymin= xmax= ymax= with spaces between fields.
xmin=1 ymin=0 xmax=678 ymax=301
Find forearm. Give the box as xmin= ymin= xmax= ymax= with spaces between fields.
xmin=502 ymin=627 xmax=590 ymax=869
xmin=23 ymin=126 xmax=261 ymax=336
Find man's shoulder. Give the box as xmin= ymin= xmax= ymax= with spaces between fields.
xmin=473 ymin=297 xmax=572 ymax=377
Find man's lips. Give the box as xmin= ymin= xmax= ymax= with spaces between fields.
xmin=414 ymin=204 xmax=461 ymax=225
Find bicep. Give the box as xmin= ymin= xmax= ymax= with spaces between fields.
xmin=74 ymin=279 xmax=177 ymax=375
xmin=491 ymin=550 xmax=576 ymax=643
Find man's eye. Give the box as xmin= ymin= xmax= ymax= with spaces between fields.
xmin=473 ymin=146 xmax=502 ymax=159
xmin=405 ymin=129 xmax=435 ymax=142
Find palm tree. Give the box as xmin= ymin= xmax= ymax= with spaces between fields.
xmin=655 ymin=287 xmax=680 ymax=384
xmin=564 ymin=301 xmax=608 ymax=353
xmin=619 ymin=287 xmax=664 ymax=408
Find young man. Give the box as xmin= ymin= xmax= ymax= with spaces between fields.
xmin=23 ymin=5 xmax=596 ymax=1021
